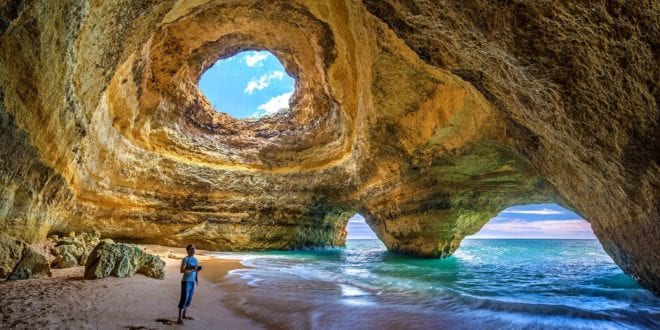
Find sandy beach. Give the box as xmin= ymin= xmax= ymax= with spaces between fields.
xmin=0 ymin=245 xmax=261 ymax=329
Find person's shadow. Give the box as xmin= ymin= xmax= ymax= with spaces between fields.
xmin=155 ymin=318 xmax=177 ymax=325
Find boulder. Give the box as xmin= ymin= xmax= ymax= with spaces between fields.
xmin=81 ymin=230 xmax=101 ymax=242
xmin=0 ymin=233 xmax=26 ymax=278
xmin=79 ymin=237 xmax=106 ymax=266
xmin=52 ymin=244 xmax=84 ymax=258
xmin=84 ymin=240 xmax=165 ymax=280
xmin=140 ymin=253 xmax=167 ymax=279
xmin=55 ymin=236 xmax=85 ymax=250
xmin=50 ymin=230 xmax=102 ymax=268
xmin=79 ymin=248 xmax=92 ymax=266
xmin=54 ymin=252 xmax=79 ymax=268
xmin=7 ymin=247 xmax=52 ymax=280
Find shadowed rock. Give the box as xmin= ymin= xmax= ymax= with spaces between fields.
xmin=84 ymin=241 xmax=165 ymax=280
xmin=0 ymin=233 xmax=26 ymax=278
xmin=7 ymin=247 xmax=52 ymax=280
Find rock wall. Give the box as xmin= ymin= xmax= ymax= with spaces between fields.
xmin=363 ymin=0 xmax=659 ymax=293
xmin=0 ymin=91 xmax=75 ymax=243
xmin=0 ymin=1 xmax=657 ymax=293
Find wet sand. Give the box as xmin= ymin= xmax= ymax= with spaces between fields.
xmin=0 ymin=245 xmax=261 ymax=329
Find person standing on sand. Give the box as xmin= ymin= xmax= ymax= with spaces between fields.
xmin=178 ymin=244 xmax=203 ymax=324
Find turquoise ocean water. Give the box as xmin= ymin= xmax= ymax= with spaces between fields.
xmin=211 ymin=239 xmax=659 ymax=329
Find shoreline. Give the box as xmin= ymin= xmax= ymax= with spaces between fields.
xmin=2 ymin=240 xmax=650 ymax=329
xmin=0 ymin=244 xmax=261 ymax=329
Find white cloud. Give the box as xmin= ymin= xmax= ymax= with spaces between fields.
xmin=256 ymin=92 xmax=293 ymax=115
xmin=501 ymin=208 xmax=566 ymax=215
xmin=484 ymin=219 xmax=589 ymax=232
xmin=244 ymin=71 xmax=285 ymax=94
xmin=244 ymin=52 xmax=268 ymax=67
xmin=468 ymin=219 xmax=596 ymax=239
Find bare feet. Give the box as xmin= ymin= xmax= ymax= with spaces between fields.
xmin=176 ymin=319 xmax=184 ymax=324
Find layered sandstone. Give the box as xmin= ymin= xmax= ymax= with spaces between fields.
xmin=0 ymin=1 xmax=657 ymax=293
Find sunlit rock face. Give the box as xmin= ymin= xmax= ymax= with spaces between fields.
xmin=0 ymin=1 xmax=657 ymax=293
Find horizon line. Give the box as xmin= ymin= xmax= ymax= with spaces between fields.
xmin=346 ymin=237 xmax=599 ymax=240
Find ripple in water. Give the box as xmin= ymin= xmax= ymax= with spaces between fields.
xmin=210 ymin=239 xmax=660 ymax=329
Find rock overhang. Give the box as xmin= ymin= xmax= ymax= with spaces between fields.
xmin=0 ymin=0 xmax=576 ymax=252
xmin=107 ymin=1 xmax=350 ymax=171
xmin=0 ymin=0 xmax=657 ymax=293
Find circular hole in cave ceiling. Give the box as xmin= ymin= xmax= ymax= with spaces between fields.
xmin=198 ymin=50 xmax=296 ymax=120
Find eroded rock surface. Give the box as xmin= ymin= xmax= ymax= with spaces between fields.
xmin=0 ymin=233 xmax=26 ymax=277
xmin=0 ymin=1 xmax=657 ymax=292
xmin=51 ymin=231 xmax=101 ymax=268
xmin=7 ymin=246 xmax=52 ymax=280
xmin=84 ymin=240 xmax=165 ymax=280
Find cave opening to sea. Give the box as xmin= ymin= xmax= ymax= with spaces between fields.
xmin=466 ymin=203 xmax=596 ymax=240
xmin=219 ymin=204 xmax=657 ymax=329
xmin=345 ymin=213 xmax=379 ymax=240
xmin=198 ymin=50 xmax=296 ymax=119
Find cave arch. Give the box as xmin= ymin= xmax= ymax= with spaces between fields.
xmin=466 ymin=203 xmax=595 ymax=240
xmin=345 ymin=213 xmax=379 ymax=240
xmin=0 ymin=0 xmax=656 ymax=295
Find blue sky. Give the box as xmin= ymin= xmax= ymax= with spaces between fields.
xmin=346 ymin=203 xmax=596 ymax=240
xmin=198 ymin=51 xmax=295 ymax=118
xmin=465 ymin=203 xmax=595 ymax=239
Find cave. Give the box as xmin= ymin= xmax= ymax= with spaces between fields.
xmin=0 ymin=0 xmax=657 ymax=298
xmin=345 ymin=213 xmax=378 ymax=240
xmin=467 ymin=203 xmax=595 ymax=239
